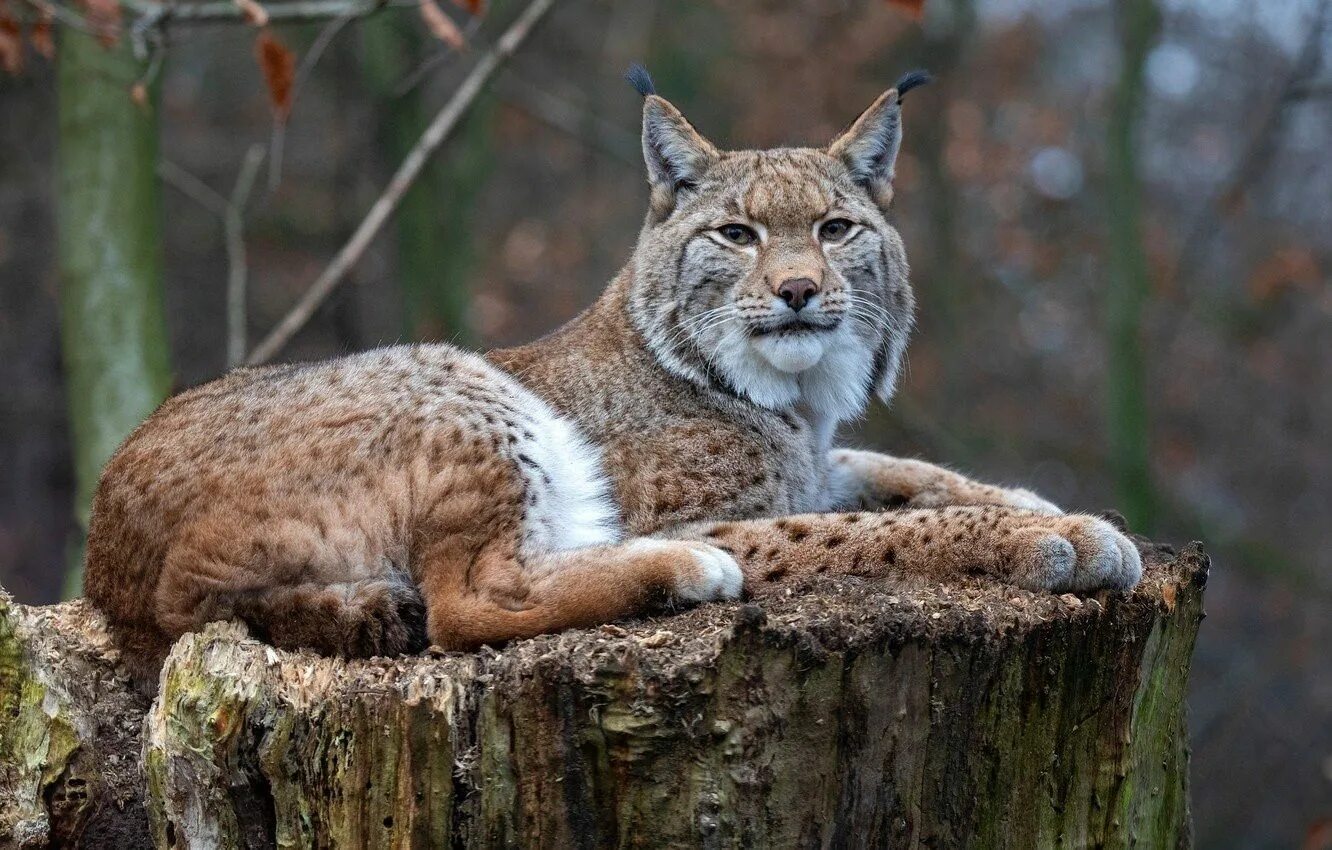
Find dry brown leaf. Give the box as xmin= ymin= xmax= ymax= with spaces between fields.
xmin=1246 ymin=245 xmax=1320 ymax=302
xmin=640 ymin=630 xmax=673 ymax=648
xmin=235 ymin=0 xmax=269 ymax=26
xmin=1304 ymin=818 xmax=1332 ymax=850
xmin=885 ymin=0 xmax=926 ymax=20
xmin=0 ymin=5 xmax=21 ymax=76
xmin=130 ymin=81 xmax=149 ymax=111
xmin=418 ymin=0 xmax=465 ymax=49
xmin=1160 ymin=583 xmax=1177 ymax=613
xmin=254 ymin=30 xmax=295 ymax=120
xmin=450 ymin=0 xmax=484 ymax=15
xmin=79 ymin=0 xmax=122 ymax=46
xmin=28 ymin=8 xmax=53 ymax=59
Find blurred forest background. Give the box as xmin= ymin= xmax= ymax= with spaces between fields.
xmin=1 ymin=0 xmax=1329 ymax=845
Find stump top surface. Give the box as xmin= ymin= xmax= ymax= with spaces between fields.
xmin=484 ymin=537 xmax=1202 ymax=676
xmin=5 ymin=537 xmax=1206 ymax=697
xmin=131 ymin=538 xmax=1206 ymax=698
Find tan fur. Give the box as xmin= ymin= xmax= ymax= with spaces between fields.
xmin=684 ymin=507 xmax=1140 ymax=595
xmin=85 ymin=81 xmax=1140 ymax=673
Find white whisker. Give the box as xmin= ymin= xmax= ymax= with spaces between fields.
xmin=661 ymin=304 xmax=737 ymax=350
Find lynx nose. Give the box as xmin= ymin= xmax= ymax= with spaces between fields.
xmin=777 ymin=277 xmax=819 ymax=312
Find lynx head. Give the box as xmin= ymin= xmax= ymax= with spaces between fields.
xmin=624 ymin=67 xmax=926 ymax=426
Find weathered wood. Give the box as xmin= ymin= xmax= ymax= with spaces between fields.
xmin=1 ymin=540 xmax=1206 ymax=849
xmin=0 ymin=597 xmax=151 ymax=847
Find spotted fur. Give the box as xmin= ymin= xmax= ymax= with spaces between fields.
xmin=85 ymin=79 xmax=1140 ymax=673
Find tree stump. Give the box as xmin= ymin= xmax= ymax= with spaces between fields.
xmin=1 ymin=539 xmax=1207 ymax=849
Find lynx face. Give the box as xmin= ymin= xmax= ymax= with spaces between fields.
xmin=627 ymin=81 xmax=921 ymax=426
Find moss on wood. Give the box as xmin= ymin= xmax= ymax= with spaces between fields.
xmin=0 ymin=596 xmax=150 ymax=848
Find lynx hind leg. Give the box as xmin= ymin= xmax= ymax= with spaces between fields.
xmin=162 ymin=572 xmax=428 ymax=658
xmin=222 ymin=579 xmax=428 ymax=657
xmin=155 ymin=522 xmax=429 ymax=659
xmin=830 ymin=449 xmax=1064 ymax=514
xmin=694 ymin=507 xmax=1142 ymax=595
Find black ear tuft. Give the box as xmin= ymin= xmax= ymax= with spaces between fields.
xmin=625 ymin=63 xmax=657 ymax=98
xmin=894 ymin=69 xmax=932 ymax=100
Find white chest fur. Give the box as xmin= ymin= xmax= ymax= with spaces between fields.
xmin=478 ymin=370 xmax=622 ymax=554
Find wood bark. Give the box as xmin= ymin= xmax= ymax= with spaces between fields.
xmin=1 ymin=539 xmax=1207 ymax=849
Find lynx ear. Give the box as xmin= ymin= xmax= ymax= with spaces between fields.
xmin=829 ymin=70 xmax=931 ymax=209
xmin=628 ymin=65 xmax=719 ymax=218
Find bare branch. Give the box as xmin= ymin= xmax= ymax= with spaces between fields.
xmin=122 ymin=0 xmax=399 ymax=24
xmin=159 ymin=148 xmax=266 ymax=368
xmin=246 ymin=0 xmax=556 ymax=365
xmin=1171 ymin=0 xmax=1328 ymax=284
xmin=226 ymin=145 xmax=267 ymax=366
xmin=158 ymin=160 xmax=229 ymax=216
xmin=390 ymin=12 xmax=481 ymax=97
xmin=25 ymin=0 xmax=414 ymax=39
xmin=17 ymin=0 xmax=105 ymax=38
xmin=495 ymin=74 xmax=640 ymax=166
xmin=266 ymin=5 xmax=360 ymax=195
xmin=130 ymin=31 xmax=165 ymax=99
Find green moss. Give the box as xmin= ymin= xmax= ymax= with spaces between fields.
xmin=143 ymin=745 xmax=171 ymax=847
xmin=1113 ymin=590 xmax=1202 ymax=846
xmin=0 ymin=599 xmax=85 ymax=844
xmin=0 ymin=595 xmax=21 ymax=733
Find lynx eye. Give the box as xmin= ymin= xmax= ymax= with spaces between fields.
xmin=818 ymin=218 xmax=854 ymax=241
xmin=717 ymin=223 xmax=758 ymax=246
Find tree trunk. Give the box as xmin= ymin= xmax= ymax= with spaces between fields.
xmin=2 ymin=538 xmax=1206 ymax=848
xmin=360 ymin=15 xmax=492 ymax=346
xmin=906 ymin=0 xmax=975 ymax=368
xmin=56 ymin=27 xmax=173 ymax=597
xmin=1104 ymin=0 xmax=1162 ymax=531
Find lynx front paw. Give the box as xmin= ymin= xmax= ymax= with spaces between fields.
xmin=1005 ymin=516 xmax=1142 ymax=593
xmin=624 ymin=539 xmax=745 ymax=603
xmin=676 ymin=543 xmax=745 ymax=602
xmin=662 ymin=542 xmax=746 ymax=602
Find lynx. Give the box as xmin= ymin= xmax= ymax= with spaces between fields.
xmin=85 ymin=69 xmax=1140 ymax=671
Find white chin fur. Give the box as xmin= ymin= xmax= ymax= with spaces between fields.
xmin=751 ymin=333 xmax=826 ymax=374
